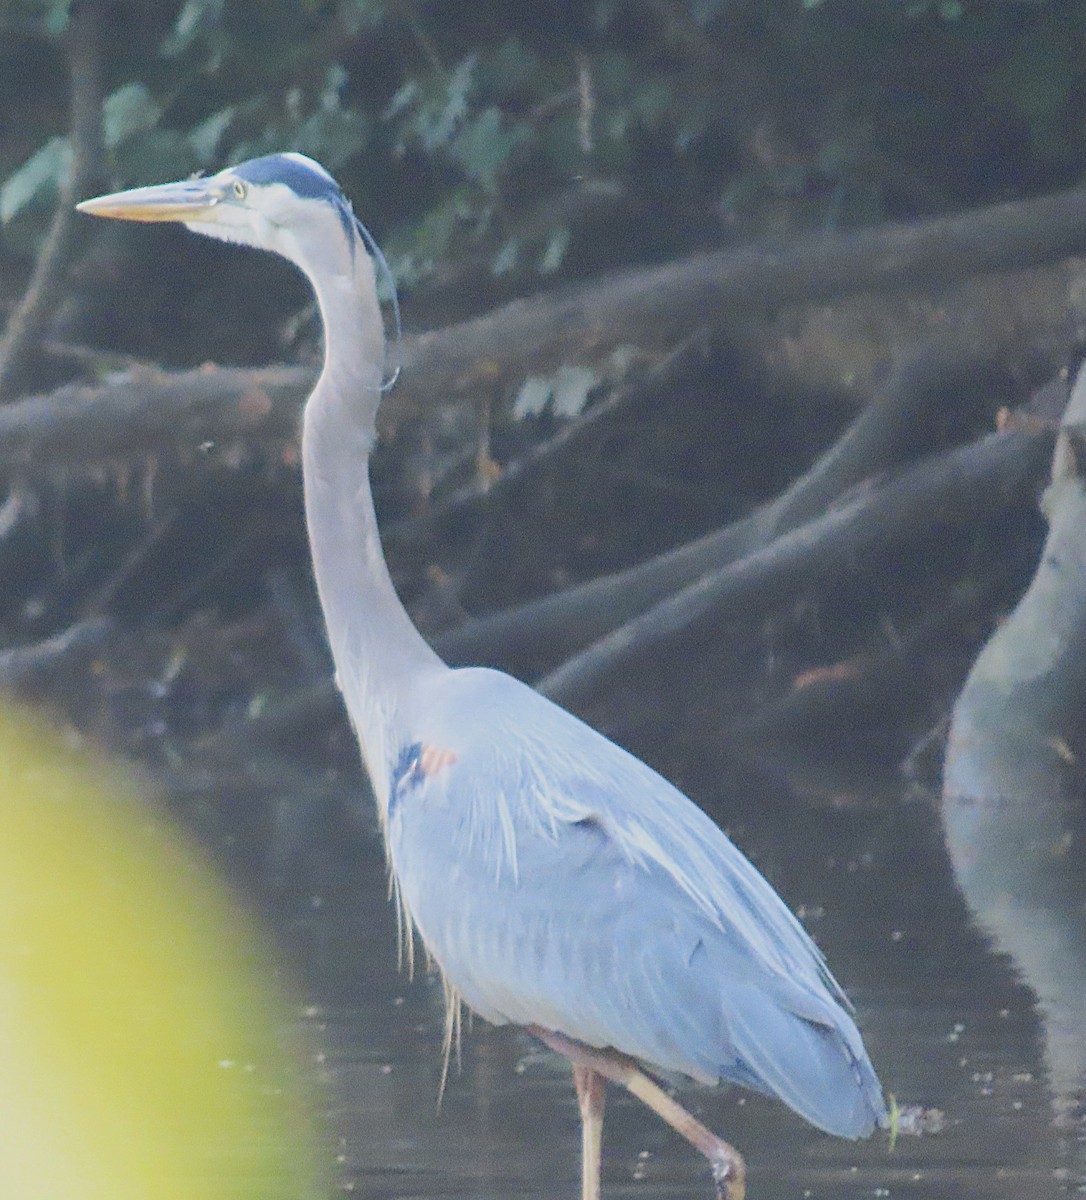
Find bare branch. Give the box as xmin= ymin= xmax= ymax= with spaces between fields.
xmin=0 ymin=0 xmax=106 ymax=400
xmin=537 ymin=423 xmax=1053 ymax=710
xmin=1 ymin=183 xmax=1085 ymax=467
xmin=387 ymin=183 xmax=1086 ymax=425
xmin=0 ymin=363 xmax=312 ymax=467
xmin=437 ymin=343 xmax=1010 ymax=676
xmin=383 ymin=335 xmax=706 ymax=549
xmin=0 ymin=616 xmax=112 ymax=687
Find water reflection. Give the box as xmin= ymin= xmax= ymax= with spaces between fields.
xmin=211 ymin=750 xmax=1069 ymax=1199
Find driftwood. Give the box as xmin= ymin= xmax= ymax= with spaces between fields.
xmin=0 ymin=616 xmax=112 ymax=687
xmin=391 ymin=183 xmax=1086 ymax=422
xmin=943 ymin=362 xmax=1086 ymax=1118
xmin=0 ymin=1 xmax=105 ymax=400
xmin=203 ymin=399 xmax=1053 ymax=760
xmin=2 ymin=173 xmax=1083 ymax=770
xmin=743 ymin=258 xmax=1086 ymax=404
xmin=438 ymin=344 xmax=1012 ymax=677
xmin=537 ymin=421 xmax=1053 ymax=710
xmin=3 ymin=182 xmax=1086 ymax=468
xmin=0 ymin=364 xmax=312 ymax=467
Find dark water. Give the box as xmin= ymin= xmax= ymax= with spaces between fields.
xmin=235 ymin=747 xmax=1082 ymax=1200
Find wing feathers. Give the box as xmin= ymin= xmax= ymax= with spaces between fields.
xmin=389 ymin=667 xmax=885 ymax=1135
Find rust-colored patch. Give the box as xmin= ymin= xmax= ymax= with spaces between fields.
xmin=419 ymin=743 xmax=458 ymax=777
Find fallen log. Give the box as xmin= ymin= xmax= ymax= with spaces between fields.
xmin=437 ymin=344 xmax=1011 ymax=676
xmin=538 ymin=422 xmax=1053 ymax=710
xmin=3 ymin=183 xmax=1086 ymax=468
xmin=392 ymin=182 xmax=1086 ymax=421
xmin=0 ymin=364 xmax=312 ymax=468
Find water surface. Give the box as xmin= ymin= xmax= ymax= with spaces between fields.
xmin=229 ymin=748 xmax=1079 ymax=1199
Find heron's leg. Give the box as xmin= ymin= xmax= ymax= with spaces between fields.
xmin=619 ymin=1067 xmax=745 ymax=1200
xmin=572 ymin=1065 xmax=606 ymax=1200
xmin=529 ymin=1027 xmax=746 ymax=1200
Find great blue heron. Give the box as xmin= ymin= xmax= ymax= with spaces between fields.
xmin=78 ymin=154 xmax=886 ymax=1200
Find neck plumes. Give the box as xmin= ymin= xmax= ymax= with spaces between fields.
xmin=299 ymin=236 xmax=443 ymax=808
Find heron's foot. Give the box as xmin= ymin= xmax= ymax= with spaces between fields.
xmin=710 ymin=1146 xmax=746 ymax=1200
xmin=528 ymin=1028 xmax=747 ymax=1200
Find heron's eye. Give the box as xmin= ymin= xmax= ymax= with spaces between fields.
xmin=232 ymin=179 xmax=247 ymax=200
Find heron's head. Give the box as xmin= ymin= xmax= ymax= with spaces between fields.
xmin=77 ymin=152 xmax=358 ymax=275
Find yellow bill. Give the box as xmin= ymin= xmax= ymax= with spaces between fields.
xmin=77 ymin=178 xmax=221 ymax=222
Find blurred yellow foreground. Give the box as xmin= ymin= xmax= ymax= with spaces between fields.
xmin=0 ymin=705 xmax=325 ymax=1199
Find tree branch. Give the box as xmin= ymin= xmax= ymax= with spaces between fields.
xmin=0 ymin=616 xmax=112 ymax=687
xmin=436 ymin=343 xmax=1010 ymax=676
xmin=1 ymin=183 xmax=1085 ymax=465
xmin=382 ymin=335 xmax=706 ymax=549
xmin=537 ymin=423 xmax=1053 ymax=711
xmin=387 ymin=182 xmax=1086 ymax=424
xmin=0 ymin=0 xmax=106 ymax=400
xmin=0 ymin=363 xmax=312 ymax=467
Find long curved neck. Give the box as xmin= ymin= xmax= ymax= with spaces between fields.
xmin=300 ymin=242 xmax=444 ymax=806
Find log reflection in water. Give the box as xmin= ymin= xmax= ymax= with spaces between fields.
xmin=944 ymin=360 xmax=1086 ymax=1122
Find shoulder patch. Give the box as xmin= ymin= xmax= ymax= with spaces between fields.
xmin=391 ymin=742 xmax=458 ymax=795
xmin=420 ymin=744 xmax=459 ymax=776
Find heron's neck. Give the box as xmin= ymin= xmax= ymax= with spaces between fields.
xmin=301 ymin=253 xmax=444 ymax=807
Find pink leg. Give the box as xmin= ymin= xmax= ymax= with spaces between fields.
xmin=573 ymin=1064 xmax=606 ymax=1200
xmin=530 ymin=1026 xmax=746 ymax=1200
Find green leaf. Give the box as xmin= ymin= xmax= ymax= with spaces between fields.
xmin=161 ymin=0 xmax=224 ymax=56
xmin=384 ymin=80 xmax=418 ymax=123
xmin=484 ymin=38 xmax=539 ymax=92
xmin=43 ymin=0 xmax=72 ymax=35
xmin=538 ymin=226 xmax=571 ymax=274
xmin=551 ymin=364 xmax=596 ymax=418
xmin=0 ymin=137 xmax=71 ymax=224
xmin=189 ymin=107 xmax=235 ymax=164
xmin=512 ymin=365 xmax=596 ymax=420
xmin=103 ymin=82 xmax=163 ymax=150
xmin=294 ymin=107 xmax=371 ymax=167
xmin=448 ymin=106 xmax=527 ymax=189
xmin=338 ymin=0 xmax=388 ymax=35
xmin=321 ymin=64 xmax=348 ymax=109
xmin=114 ymin=129 xmax=199 ymax=186
xmin=417 ymin=54 xmax=477 ymax=151
xmin=513 ymin=375 xmax=553 ymax=420
xmin=493 ymin=237 xmax=520 ymax=275
xmin=404 ymin=189 xmax=473 ymax=272
xmin=632 ymin=80 xmax=673 ymax=127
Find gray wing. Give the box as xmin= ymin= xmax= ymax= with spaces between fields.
xmin=388 ymin=667 xmax=885 ymax=1138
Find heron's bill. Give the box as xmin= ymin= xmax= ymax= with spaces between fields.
xmin=76 ymin=180 xmax=220 ymax=223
